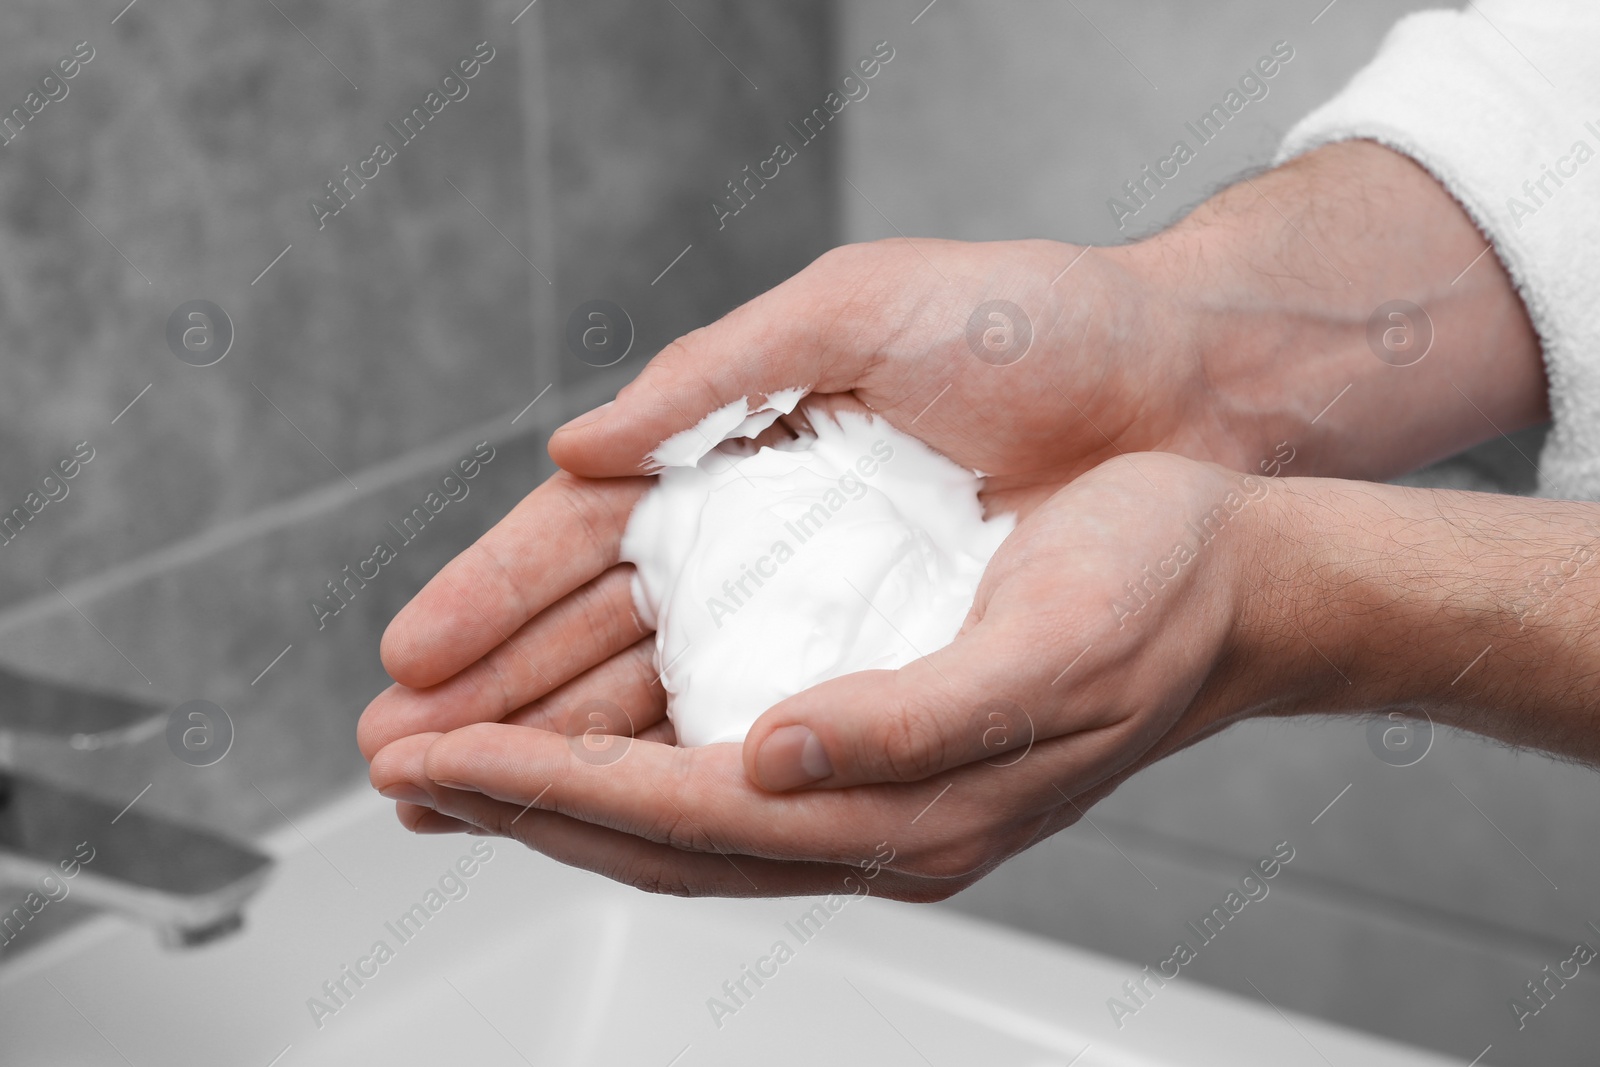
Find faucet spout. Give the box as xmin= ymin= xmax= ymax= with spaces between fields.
xmin=0 ymin=773 xmax=274 ymax=952
xmin=0 ymin=667 xmax=274 ymax=951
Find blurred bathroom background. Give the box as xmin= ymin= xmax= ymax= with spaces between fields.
xmin=0 ymin=0 xmax=1586 ymax=1061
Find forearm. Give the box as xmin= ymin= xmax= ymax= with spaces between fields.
xmin=1128 ymin=140 xmax=1549 ymax=482
xmin=1243 ymin=476 xmax=1600 ymax=762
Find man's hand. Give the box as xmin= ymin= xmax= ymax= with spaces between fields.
xmin=360 ymin=226 xmax=1236 ymax=759
xmin=364 ymin=228 xmax=1251 ymax=751
xmin=365 ymin=454 xmax=1278 ymax=899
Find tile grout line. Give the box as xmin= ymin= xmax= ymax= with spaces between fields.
xmin=0 ymin=383 xmax=610 ymax=640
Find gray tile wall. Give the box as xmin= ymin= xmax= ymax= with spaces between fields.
xmin=1 ymin=0 xmax=834 ymax=948
xmin=543 ymin=0 xmax=840 ymax=403
xmin=0 ymin=2 xmax=544 ymax=604
xmin=833 ymin=1 xmax=1589 ymax=1062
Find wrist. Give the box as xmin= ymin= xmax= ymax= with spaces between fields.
xmin=1188 ymin=468 xmax=1351 ymax=732
xmin=1101 ymin=240 xmax=1278 ymax=477
xmin=1131 ymin=141 xmax=1547 ymax=483
xmin=1239 ymin=475 xmax=1600 ymax=759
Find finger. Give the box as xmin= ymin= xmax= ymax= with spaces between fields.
xmin=637 ymin=717 xmax=677 ymax=745
xmin=426 ymin=788 xmax=837 ymax=897
xmin=411 ymin=720 xmax=1119 ymax=881
xmin=360 ymin=565 xmax=647 ymax=758
xmin=416 ymin=722 xmax=910 ymax=866
xmin=363 ymin=640 xmax=669 ymax=767
xmin=548 ymin=252 xmax=887 ymax=479
xmin=370 ymin=731 xmax=443 ymax=800
xmin=397 ymin=804 xmax=475 ymax=835
xmin=422 ymin=788 xmax=971 ymax=902
xmin=380 ymin=473 xmax=649 ymax=689
xmin=743 ymin=617 xmax=1091 ymax=791
xmin=502 ymin=637 xmax=666 ymax=734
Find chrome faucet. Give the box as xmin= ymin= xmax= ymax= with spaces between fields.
xmin=0 ymin=667 xmax=274 ymax=950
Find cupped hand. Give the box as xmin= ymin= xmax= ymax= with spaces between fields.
xmin=366 ymin=454 xmax=1291 ymax=900
xmin=549 ymin=238 xmax=1245 ymax=508
xmin=361 ymin=237 xmax=1255 ymax=759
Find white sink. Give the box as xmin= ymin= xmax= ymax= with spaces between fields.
xmin=0 ymin=788 xmax=1455 ymax=1066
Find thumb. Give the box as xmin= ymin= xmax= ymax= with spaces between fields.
xmin=742 ymin=621 xmax=1041 ymax=792
xmin=548 ymin=254 xmax=873 ymax=478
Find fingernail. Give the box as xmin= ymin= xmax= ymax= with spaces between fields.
xmin=555 ymin=400 xmax=613 ymax=435
xmin=433 ymin=780 xmax=476 ymax=792
xmin=755 ymin=725 xmax=833 ymax=791
xmin=379 ymin=784 xmax=433 ymax=807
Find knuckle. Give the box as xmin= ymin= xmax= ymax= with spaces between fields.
xmin=651 ymin=335 xmax=705 ymax=376
xmin=556 ymin=475 xmax=627 ymax=562
xmin=478 ymin=808 xmax=517 ymax=840
xmin=619 ymin=860 xmax=700 ymax=898
xmin=466 ymin=533 xmax=525 ymax=620
xmin=649 ymin=806 xmax=716 ymax=854
xmin=565 ymin=570 xmax=634 ymax=655
xmin=877 ymin=698 xmax=953 ymax=782
xmin=804 ymin=243 xmax=895 ymax=302
xmin=476 ymin=647 xmax=521 ymax=718
xmin=811 ymin=243 xmax=861 ymax=271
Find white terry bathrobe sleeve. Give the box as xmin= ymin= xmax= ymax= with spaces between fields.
xmin=1275 ymin=0 xmax=1600 ymax=501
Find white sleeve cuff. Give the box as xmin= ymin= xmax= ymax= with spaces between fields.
xmin=1276 ymin=1 xmax=1600 ymax=500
